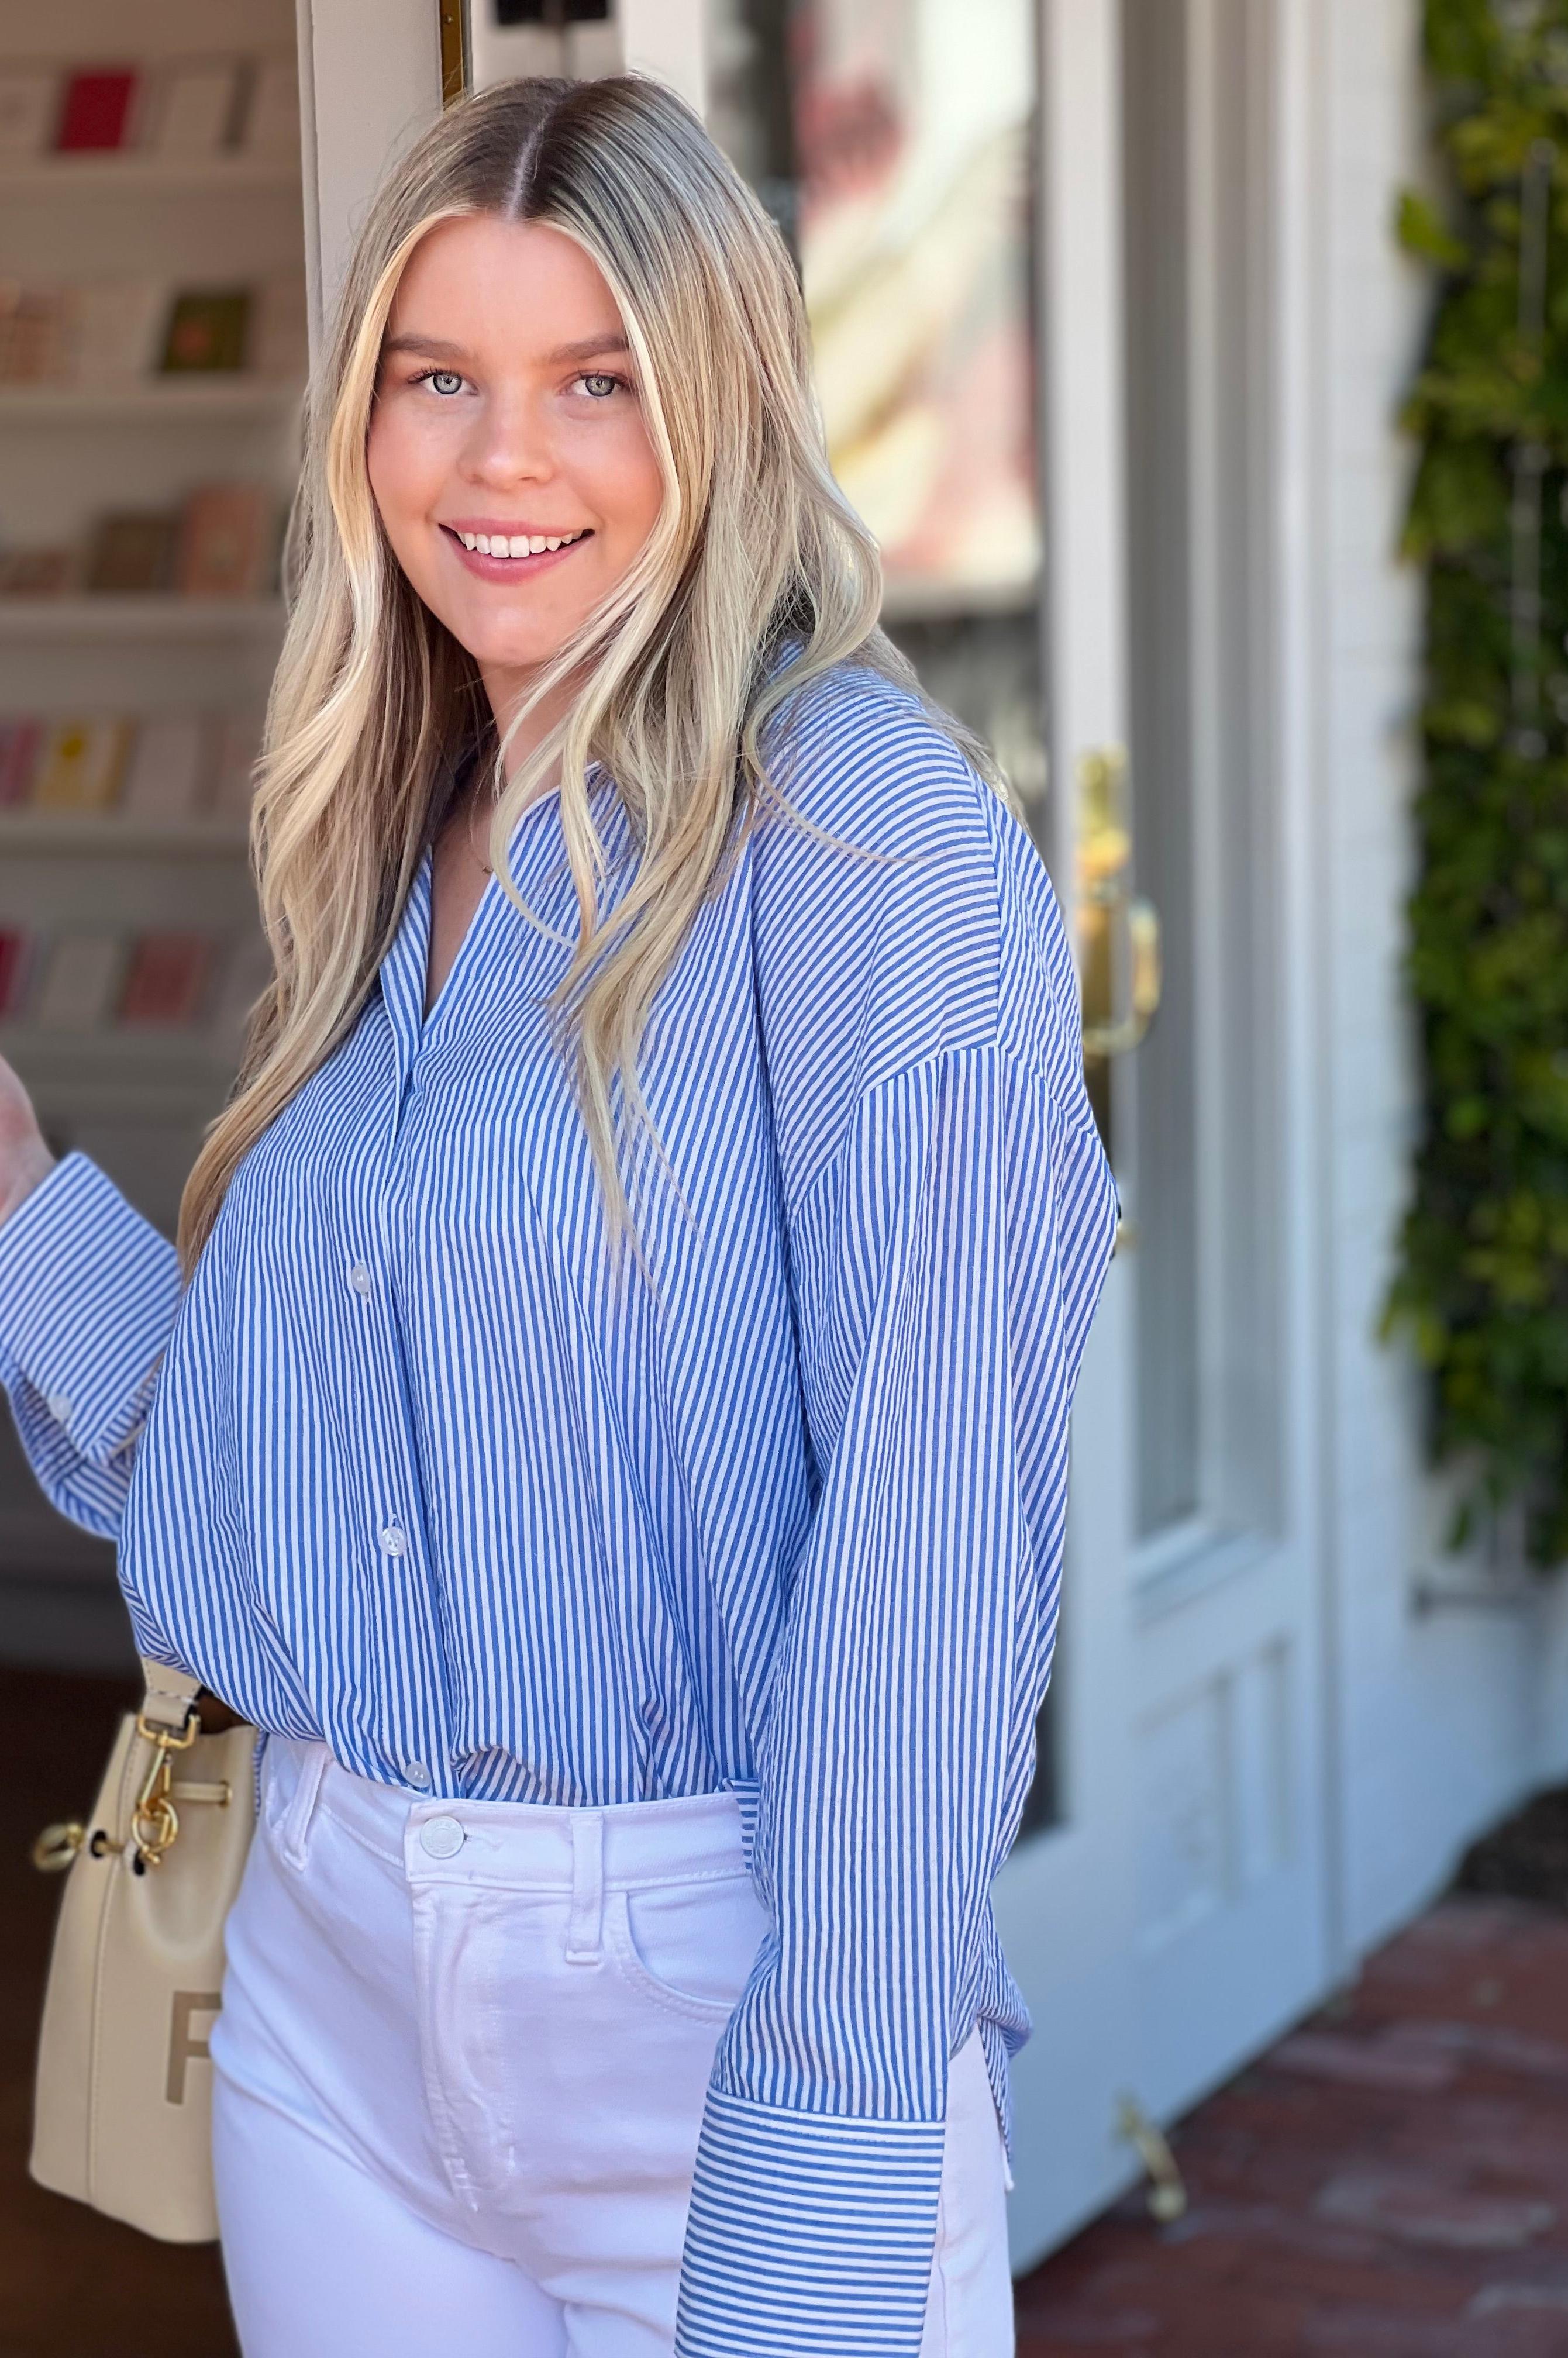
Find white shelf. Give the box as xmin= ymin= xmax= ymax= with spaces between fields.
xmin=0 ymin=814 xmax=250 ymax=855
xmin=0 ymin=598 xmax=285 ymax=641
xmin=0 ymin=381 xmax=299 ymax=424
xmin=0 ymin=1023 xmax=238 ymax=1071
xmin=0 ymin=155 xmax=299 ymax=195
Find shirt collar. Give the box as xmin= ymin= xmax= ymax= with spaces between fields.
xmin=376 ymin=754 xmax=617 ymax=1091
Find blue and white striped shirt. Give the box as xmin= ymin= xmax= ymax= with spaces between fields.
xmin=0 ymin=661 xmax=1115 ymax=2354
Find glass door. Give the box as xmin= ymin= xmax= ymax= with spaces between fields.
xmin=705 ymin=0 xmax=1145 ymax=2263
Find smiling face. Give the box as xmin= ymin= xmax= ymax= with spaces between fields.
xmin=366 ymin=213 xmax=665 ymax=730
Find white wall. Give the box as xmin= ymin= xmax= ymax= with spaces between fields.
xmin=1313 ymin=0 xmax=1560 ymax=1959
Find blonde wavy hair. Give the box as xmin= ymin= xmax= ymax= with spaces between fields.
xmin=177 ymin=72 xmax=1001 ymax=1274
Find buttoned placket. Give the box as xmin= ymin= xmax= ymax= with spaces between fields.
xmin=334 ymin=884 xmax=466 ymax=1795
xmin=351 ymin=787 xmax=587 ymax=1798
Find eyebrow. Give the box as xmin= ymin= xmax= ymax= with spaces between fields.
xmin=381 ymin=330 xmax=631 ymax=364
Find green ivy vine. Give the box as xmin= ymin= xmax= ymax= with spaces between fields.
xmin=1388 ymin=0 xmax=1568 ymax=1562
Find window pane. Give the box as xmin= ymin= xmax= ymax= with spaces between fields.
xmin=707 ymin=0 xmax=1045 ymax=800
xmin=708 ymin=0 xmax=1056 ymax=1830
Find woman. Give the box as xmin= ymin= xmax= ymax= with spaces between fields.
xmin=0 ymin=73 xmax=1115 ymax=2358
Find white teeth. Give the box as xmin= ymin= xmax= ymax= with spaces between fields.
xmin=457 ymin=528 xmax=584 ymax=559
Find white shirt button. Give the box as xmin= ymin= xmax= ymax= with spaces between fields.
xmin=348 ymin=1262 xmax=373 ymax=1298
xmin=419 ymin=1815 xmax=464 ymax=1858
xmin=46 ymin=1392 xmax=73 ymax=1425
xmin=404 ymin=1759 xmax=431 ymax=1790
xmin=379 ymin=1525 xmax=408 ymax=1557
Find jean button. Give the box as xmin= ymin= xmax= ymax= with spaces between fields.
xmin=419 ymin=1815 xmax=464 ymax=1858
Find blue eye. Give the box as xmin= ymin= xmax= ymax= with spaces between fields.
xmin=413 ymin=368 xmax=464 ymax=396
xmin=578 ymin=373 xmax=623 ymax=399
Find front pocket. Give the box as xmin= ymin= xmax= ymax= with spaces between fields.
xmin=606 ymin=1875 xmax=768 ymax=2022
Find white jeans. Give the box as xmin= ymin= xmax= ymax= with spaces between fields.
xmin=210 ymin=1736 xmax=1015 ymax=2357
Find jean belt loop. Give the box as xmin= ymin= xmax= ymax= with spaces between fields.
xmin=564 ymin=1810 xmax=605 ymax=1964
xmin=278 ymin=1740 xmax=332 ymax=1873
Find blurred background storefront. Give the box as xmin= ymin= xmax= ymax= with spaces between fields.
xmin=0 ymin=0 xmax=304 ymax=1660
xmin=6 ymin=0 xmax=1568 ymax=2296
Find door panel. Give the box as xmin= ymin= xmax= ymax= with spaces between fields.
xmin=1122 ymin=0 xmax=1328 ymax=2125
xmin=994 ymin=0 xmax=1142 ymax=2264
xmin=705 ymin=0 xmax=1144 ymax=2266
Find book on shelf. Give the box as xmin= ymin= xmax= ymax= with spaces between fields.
xmin=0 ymin=547 xmax=74 ymax=597
xmin=32 ymin=933 xmax=125 ymax=1030
xmin=144 ymin=61 xmax=243 ymax=157
xmin=176 ymin=484 xmax=275 ymax=598
xmin=0 ymin=278 xmax=166 ymax=385
xmin=0 ymin=69 xmax=58 ymax=160
xmin=209 ymin=708 xmax=264 ymax=817
xmin=32 ymin=718 xmax=132 ymax=809
xmin=0 ymin=274 xmax=305 ymax=388
xmin=252 ymin=270 xmax=309 ymax=381
xmin=119 ymin=930 xmax=215 ymax=1024
xmin=159 ymin=287 xmax=251 ymax=374
xmin=119 ymin=712 xmax=212 ymax=820
xmin=0 ymin=719 xmax=43 ymax=803
xmin=0 ymin=930 xmax=35 ymax=1018
xmin=239 ymin=57 xmax=299 ymax=159
xmin=54 ymin=70 xmax=141 ymax=154
xmin=0 ymin=923 xmax=253 ymax=1033
xmin=211 ymin=932 xmax=273 ymax=1045
xmin=84 ymin=509 xmax=181 ymax=593
xmin=0 ymin=282 xmax=68 ymax=382
xmin=0 ymin=705 xmax=260 ymax=817
xmin=66 ymin=278 xmax=170 ymax=384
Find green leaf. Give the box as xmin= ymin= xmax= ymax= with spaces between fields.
xmin=1390 ymin=8 xmax=1568 ymax=1571
xmin=1397 ymin=187 xmax=1471 ymax=268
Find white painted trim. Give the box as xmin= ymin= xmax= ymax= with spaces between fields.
xmin=1271 ymin=0 xmax=1343 ymax=1974
xmin=1184 ymin=0 xmax=1232 ymax=1535
xmin=619 ymin=0 xmax=708 ymax=113
xmin=295 ymin=0 xmax=442 ymax=364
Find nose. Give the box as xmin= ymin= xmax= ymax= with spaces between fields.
xmin=459 ymin=385 xmax=553 ymax=489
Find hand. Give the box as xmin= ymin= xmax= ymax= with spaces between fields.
xmin=0 ymin=1054 xmax=56 ymax=1228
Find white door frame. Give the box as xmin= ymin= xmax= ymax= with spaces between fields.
xmin=294 ymin=0 xmax=440 ymax=360
xmin=294 ymin=0 xmax=709 ymax=358
xmin=994 ymin=0 xmax=1143 ymax=2270
xmin=1115 ymin=0 xmax=1333 ymax=2129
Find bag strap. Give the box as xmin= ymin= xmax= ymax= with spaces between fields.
xmin=137 ymin=1656 xmax=201 ymax=1736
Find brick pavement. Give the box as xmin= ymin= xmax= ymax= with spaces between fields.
xmin=1014 ymin=1896 xmax=1568 ymax=2357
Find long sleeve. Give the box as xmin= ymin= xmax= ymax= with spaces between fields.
xmin=675 ymin=1039 xmax=1117 ymax=2354
xmin=0 ymin=1150 xmax=183 ymax=1540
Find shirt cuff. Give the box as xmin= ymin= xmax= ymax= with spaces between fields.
xmin=676 ymin=2089 xmax=945 ymax=2356
xmin=0 ymin=1150 xmax=182 ymax=1467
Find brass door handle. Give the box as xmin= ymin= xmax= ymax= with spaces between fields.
xmin=1075 ymin=746 xmax=1162 ymax=1061
xmin=1082 ymin=895 xmax=1162 ymax=1057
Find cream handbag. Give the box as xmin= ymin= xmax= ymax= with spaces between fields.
xmin=29 ymin=1657 xmax=259 ymax=2243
